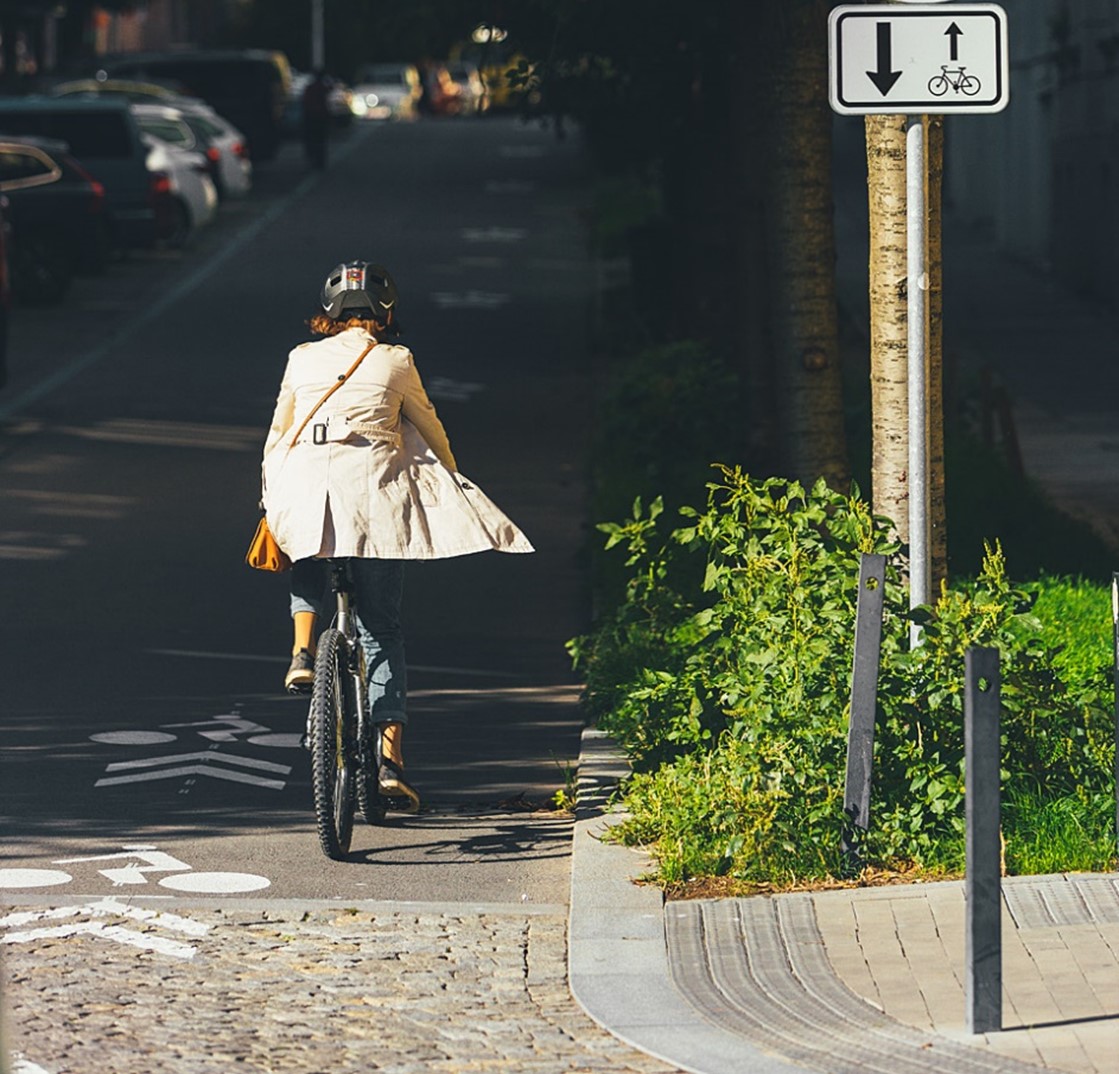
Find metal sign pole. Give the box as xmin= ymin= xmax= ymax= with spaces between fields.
xmin=907 ymin=114 xmax=931 ymax=644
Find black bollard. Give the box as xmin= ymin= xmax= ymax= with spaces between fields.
xmin=965 ymin=646 xmax=1002 ymax=1035
xmin=841 ymin=553 xmax=886 ymax=876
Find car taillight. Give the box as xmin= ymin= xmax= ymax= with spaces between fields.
xmin=206 ymin=146 xmax=221 ymax=163
xmin=232 ymin=141 xmax=248 ymax=159
xmin=89 ymin=180 xmax=106 ymax=213
xmin=149 ymin=172 xmax=172 ymax=198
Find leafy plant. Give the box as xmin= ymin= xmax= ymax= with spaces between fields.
xmin=572 ymin=475 xmax=1117 ymax=887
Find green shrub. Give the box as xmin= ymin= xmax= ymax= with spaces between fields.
xmin=571 ymin=472 xmax=1117 ymax=886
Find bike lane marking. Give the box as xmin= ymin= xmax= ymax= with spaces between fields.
xmin=0 ymin=899 xmax=209 ymax=959
xmin=0 ymin=846 xmax=271 ymax=897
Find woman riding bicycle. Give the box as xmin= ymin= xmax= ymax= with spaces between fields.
xmin=260 ymin=261 xmax=532 ymax=813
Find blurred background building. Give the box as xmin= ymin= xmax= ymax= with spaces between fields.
xmin=945 ymin=1 xmax=1119 ymax=307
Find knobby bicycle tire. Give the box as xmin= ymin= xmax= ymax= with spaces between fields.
xmin=310 ymin=628 xmax=355 ymax=859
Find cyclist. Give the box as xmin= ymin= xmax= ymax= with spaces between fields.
xmin=260 ymin=261 xmax=532 ymax=813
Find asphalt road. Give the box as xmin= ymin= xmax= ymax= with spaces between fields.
xmin=0 ymin=115 xmax=593 ymax=907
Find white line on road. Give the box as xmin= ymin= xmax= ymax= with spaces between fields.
xmin=95 ymin=764 xmax=288 ymax=790
xmin=99 ymin=751 xmax=291 ymax=775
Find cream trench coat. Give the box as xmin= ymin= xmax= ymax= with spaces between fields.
xmin=261 ymin=326 xmax=533 ymax=561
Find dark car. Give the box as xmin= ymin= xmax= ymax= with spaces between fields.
xmin=93 ymin=49 xmax=292 ymax=161
xmin=0 ymin=97 xmax=156 ymax=251
xmin=0 ymin=136 xmax=110 ymax=302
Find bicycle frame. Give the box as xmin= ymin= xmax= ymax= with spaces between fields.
xmin=327 ymin=561 xmax=370 ymax=760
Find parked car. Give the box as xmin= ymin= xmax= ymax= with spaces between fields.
xmin=94 ymin=49 xmax=292 ymax=161
xmin=131 ymin=102 xmax=251 ymax=199
xmin=0 ymin=136 xmax=110 ymax=302
xmin=0 ymin=96 xmax=156 ymax=250
xmin=50 ymin=77 xmax=191 ymax=105
xmin=349 ymin=62 xmax=422 ymax=121
xmin=141 ymin=133 xmax=217 ymax=248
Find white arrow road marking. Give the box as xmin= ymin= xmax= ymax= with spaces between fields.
xmin=160 ymin=716 xmax=270 ymax=741
xmin=94 ymin=751 xmax=292 ymax=790
xmin=53 ymin=847 xmax=192 ymax=886
xmin=0 ymin=900 xmax=209 ymax=960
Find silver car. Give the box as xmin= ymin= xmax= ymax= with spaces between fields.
xmin=349 ymin=63 xmax=422 ymax=121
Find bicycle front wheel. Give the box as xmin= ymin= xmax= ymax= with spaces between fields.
xmin=927 ymin=75 xmax=949 ymax=97
xmin=310 ymin=628 xmax=356 ymax=859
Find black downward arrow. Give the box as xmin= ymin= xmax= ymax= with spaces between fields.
xmin=945 ymin=22 xmax=963 ymax=61
xmin=867 ymin=22 xmax=902 ymax=96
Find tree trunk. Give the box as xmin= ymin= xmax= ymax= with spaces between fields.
xmin=865 ymin=113 xmax=946 ymax=580
xmin=766 ymin=0 xmax=849 ymax=489
xmin=866 ymin=114 xmax=909 ymax=537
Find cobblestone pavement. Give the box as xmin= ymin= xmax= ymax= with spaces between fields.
xmin=3 ymin=902 xmax=684 ymax=1074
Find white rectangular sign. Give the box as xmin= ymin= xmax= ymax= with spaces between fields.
xmin=829 ymin=4 xmax=1009 ymax=115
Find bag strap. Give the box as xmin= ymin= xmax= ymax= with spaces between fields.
xmin=289 ymin=340 xmax=376 ymax=448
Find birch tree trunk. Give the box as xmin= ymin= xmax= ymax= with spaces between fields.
xmin=865 ymin=112 xmax=946 ymax=584
xmin=866 ymin=114 xmax=909 ymax=536
xmin=767 ymin=0 xmax=849 ymax=489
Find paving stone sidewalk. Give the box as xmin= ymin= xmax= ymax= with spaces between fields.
xmin=3 ymin=900 xmax=685 ymax=1074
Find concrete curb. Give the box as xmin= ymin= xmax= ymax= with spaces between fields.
xmin=567 ymin=728 xmax=811 ymax=1074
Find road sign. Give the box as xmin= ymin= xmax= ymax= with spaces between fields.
xmin=829 ymin=4 xmax=1009 ymax=115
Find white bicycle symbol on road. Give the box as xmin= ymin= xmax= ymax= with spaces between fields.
xmin=928 ymin=65 xmax=982 ymax=97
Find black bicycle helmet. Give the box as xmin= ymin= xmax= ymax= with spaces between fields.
xmin=320 ymin=260 xmax=399 ymax=321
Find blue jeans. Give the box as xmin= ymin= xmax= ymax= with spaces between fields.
xmin=290 ymin=558 xmax=407 ymax=725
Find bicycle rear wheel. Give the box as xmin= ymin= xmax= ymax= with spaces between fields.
xmin=309 ymin=628 xmax=355 ymax=859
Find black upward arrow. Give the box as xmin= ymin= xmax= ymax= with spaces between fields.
xmin=867 ymin=22 xmax=902 ymax=96
xmin=945 ymin=22 xmax=963 ymax=61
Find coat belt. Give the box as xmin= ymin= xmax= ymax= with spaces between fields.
xmin=296 ymin=421 xmax=402 ymax=448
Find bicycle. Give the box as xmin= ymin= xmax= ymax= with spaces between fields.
xmin=307 ymin=559 xmax=386 ymax=860
xmin=927 ymin=66 xmax=981 ymax=97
